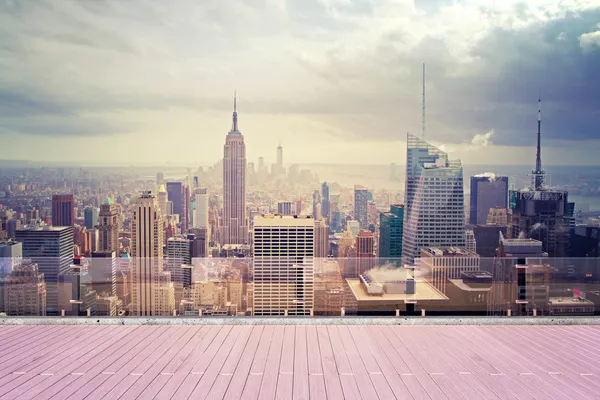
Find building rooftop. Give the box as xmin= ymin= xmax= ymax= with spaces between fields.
xmin=16 ymin=225 xmax=72 ymax=232
xmin=346 ymin=278 xmax=448 ymax=302
xmin=549 ymin=297 xmax=595 ymax=306
xmin=0 ymin=323 xmax=597 ymax=399
xmin=422 ymin=247 xmax=478 ymax=257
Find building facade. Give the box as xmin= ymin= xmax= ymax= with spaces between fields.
xmin=52 ymin=194 xmax=75 ymax=227
xmin=253 ymin=215 xmax=314 ymax=316
xmin=97 ymin=198 xmax=120 ymax=254
xmin=354 ymin=185 xmax=369 ymax=230
xmin=379 ymin=204 xmax=404 ymax=262
xmin=469 ymin=175 xmax=508 ymax=225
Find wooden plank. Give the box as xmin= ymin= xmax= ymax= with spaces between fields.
xmin=338 ymin=325 xmax=384 ymax=400
xmin=187 ymin=325 xmax=247 ymax=400
xmin=0 ymin=326 xmax=93 ymax=382
xmin=258 ymin=325 xmax=285 ymax=400
xmin=0 ymin=326 xmax=118 ymax=398
xmin=0 ymin=325 xmax=51 ymax=353
xmin=172 ymin=325 xmax=242 ymax=400
xmin=88 ymin=326 xmax=191 ymax=400
xmin=223 ymin=325 xmax=264 ymax=400
xmin=293 ymin=326 xmax=310 ymax=400
xmin=50 ymin=326 xmax=170 ymax=400
xmin=275 ymin=326 xmax=295 ymax=399
xmin=67 ymin=325 xmax=178 ymax=400
xmin=327 ymin=326 xmax=362 ymax=400
xmin=316 ymin=326 xmax=344 ymax=400
xmin=153 ymin=326 xmax=225 ymax=400
xmin=382 ymin=326 xmax=448 ymax=399
xmin=240 ymin=326 xmax=274 ymax=400
xmin=306 ymin=326 xmax=326 ymax=400
xmin=0 ymin=326 xmax=76 ymax=369
xmin=355 ymin=326 xmax=414 ymax=400
xmin=10 ymin=326 xmax=138 ymax=400
xmin=205 ymin=325 xmax=256 ymax=400
xmin=119 ymin=326 xmax=202 ymax=400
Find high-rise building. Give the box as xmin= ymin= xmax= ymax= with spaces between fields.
xmin=277 ymin=144 xmax=283 ymax=173
xmin=490 ymin=233 xmax=548 ymax=316
xmin=321 ymin=182 xmax=330 ymax=220
xmin=469 ymin=175 xmax=508 ymax=225
xmin=166 ymin=182 xmax=184 ymax=232
xmin=84 ymin=207 xmax=99 ymax=230
xmin=98 ymin=198 xmax=120 ymax=254
xmin=312 ymin=190 xmax=321 ymax=220
xmin=7 ymin=220 xmax=21 ymax=240
xmin=509 ymin=97 xmax=570 ymax=258
xmin=192 ymin=188 xmax=209 ymax=233
xmin=347 ymin=220 xmax=360 ymax=237
xmin=166 ymin=236 xmax=192 ymax=289
xmin=15 ymin=225 xmax=74 ymax=315
xmin=90 ymin=251 xmax=117 ymax=297
xmin=253 ymin=215 xmax=314 ymax=316
xmin=130 ymin=192 xmax=171 ymax=316
xmin=354 ymin=185 xmax=368 ymax=229
xmin=222 ymin=94 xmax=248 ymax=245
xmin=156 ymin=172 xmax=164 ymax=186
xmin=486 ymin=207 xmax=509 ymax=226
xmin=3 ymin=262 xmax=46 ymax=316
xmin=378 ymin=204 xmax=404 ymax=262
xmin=157 ymin=184 xmax=169 ymax=216
xmin=0 ymin=239 xmax=22 ymax=278
xmin=402 ymin=133 xmax=466 ymax=264
xmin=277 ymin=201 xmax=294 ymax=216
xmin=58 ymin=256 xmax=97 ymax=316
xmin=356 ymin=230 xmax=375 ymax=275
xmin=52 ymin=194 xmax=75 ymax=227
xmin=314 ymin=219 xmax=329 ymax=259
xmin=183 ymin=184 xmax=190 ymax=232
xmin=466 ymin=229 xmax=477 ymax=253
xmin=420 ymin=247 xmax=480 ymax=294
xmin=472 ymin=225 xmax=507 ymax=258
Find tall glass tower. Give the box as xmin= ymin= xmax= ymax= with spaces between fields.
xmin=402 ymin=133 xmax=466 ymax=264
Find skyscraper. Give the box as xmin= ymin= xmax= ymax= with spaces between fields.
xmin=253 ymin=215 xmax=314 ymax=316
xmin=16 ymin=225 xmax=74 ymax=315
xmin=166 ymin=182 xmax=184 ymax=232
xmin=356 ymin=230 xmax=375 ymax=275
xmin=130 ymin=192 xmax=171 ymax=316
xmin=353 ymin=185 xmax=368 ymax=229
xmin=402 ymin=133 xmax=466 ymax=264
xmin=312 ymin=190 xmax=321 ymax=220
xmin=52 ymin=194 xmax=74 ymax=227
xmin=277 ymin=143 xmax=283 ymax=173
xmin=222 ymin=94 xmax=248 ymax=245
xmin=98 ymin=198 xmax=120 ymax=254
xmin=192 ymin=188 xmax=209 ymax=232
xmin=321 ymin=182 xmax=330 ymax=220
xmin=3 ymin=262 xmax=46 ymax=316
xmin=84 ymin=207 xmax=99 ymax=230
xmin=379 ymin=204 xmax=404 ymax=262
xmin=277 ymin=201 xmax=294 ymax=216
xmin=509 ymin=97 xmax=570 ymax=258
xmin=469 ymin=175 xmax=508 ymax=225
xmin=314 ymin=219 xmax=329 ymax=259
xmin=157 ymin=184 xmax=169 ymax=216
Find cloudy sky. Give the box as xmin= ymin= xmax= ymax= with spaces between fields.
xmin=1 ymin=0 xmax=599 ymax=166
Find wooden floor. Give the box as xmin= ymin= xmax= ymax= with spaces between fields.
xmin=0 ymin=325 xmax=599 ymax=399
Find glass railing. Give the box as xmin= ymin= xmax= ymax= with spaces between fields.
xmin=1 ymin=256 xmax=598 ymax=317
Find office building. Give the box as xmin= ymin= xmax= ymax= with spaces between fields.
xmin=379 ymin=204 xmax=404 ymax=262
xmin=90 ymin=251 xmax=117 ymax=297
xmin=486 ymin=207 xmax=509 ymax=226
xmin=419 ymin=247 xmax=480 ymax=294
xmin=166 ymin=181 xmax=184 ymax=233
xmin=402 ymin=133 xmax=466 ymax=264
xmin=277 ymin=201 xmax=294 ymax=216
xmin=472 ymin=225 xmax=507 ymax=258
xmin=253 ymin=215 xmax=314 ymax=316
xmin=52 ymin=194 xmax=75 ymax=227
xmin=222 ymin=94 xmax=248 ymax=245
xmin=58 ymin=256 xmax=97 ymax=316
xmin=192 ymin=188 xmax=209 ymax=232
xmin=276 ymin=144 xmax=283 ymax=174
xmin=509 ymin=97 xmax=570 ymax=258
xmin=130 ymin=192 xmax=172 ymax=316
xmin=84 ymin=207 xmax=99 ymax=230
xmin=356 ymin=230 xmax=375 ymax=275
xmin=0 ymin=240 xmax=22 ymax=278
xmin=16 ymin=225 xmax=74 ymax=315
xmin=166 ymin=236 xmax=192 ymax=289
xmin=314 ymin=219 xmax=329 ymax=259
xmin=321 ymin=182 xmax=330 ymax=220
xmin=466 ymin=229 xmax=476 ymax=253
xmin=469 ymin=175 xmax=508 ymax=225
xmin=7 ymin=220 xmax=21 ymax=239
xmin=3 ymin=262 xmax=46 ymax=316
xmin=490 ymin=233 xmax=548 ymax=316
xmin=157 ymin=184 xmax=169 ymax=217
xmin=354 ymin=185 xmax=368 ymax=229
xmin=98 ymin=198 xmax=120 ymax=253
xmin=312 ymin=190 xmax=321 ymax=220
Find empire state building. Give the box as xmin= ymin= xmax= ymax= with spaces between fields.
xmin=221 ymin=94 xmax=248 ymax=245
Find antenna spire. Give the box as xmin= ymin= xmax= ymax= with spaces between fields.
xmin=422 ymin=63 xmax=426 ymax=139
xmin=533 ymin=89 xmax=544 ymax=190
xmin=232 ymin=91 xmax=238 ymax=132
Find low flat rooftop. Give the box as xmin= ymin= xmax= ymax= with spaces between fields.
xmin=1 ymin=323 xmax=600 ymax=399
xmin=346 ymin=278 xmax=448 ymax=302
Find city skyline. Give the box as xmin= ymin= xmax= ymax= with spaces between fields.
xmin=1 ymin=1 xmax=599 ymax=166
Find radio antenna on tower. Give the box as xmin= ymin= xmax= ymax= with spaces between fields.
xmin=422 ymin=63 xmax=426 ymax=139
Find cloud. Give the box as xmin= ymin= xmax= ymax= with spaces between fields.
xmin=0 ymin=0 xmax=599 ymax=165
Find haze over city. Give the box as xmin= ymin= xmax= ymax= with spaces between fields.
xmin=1 ymin=0 xmax=599 ymax=165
